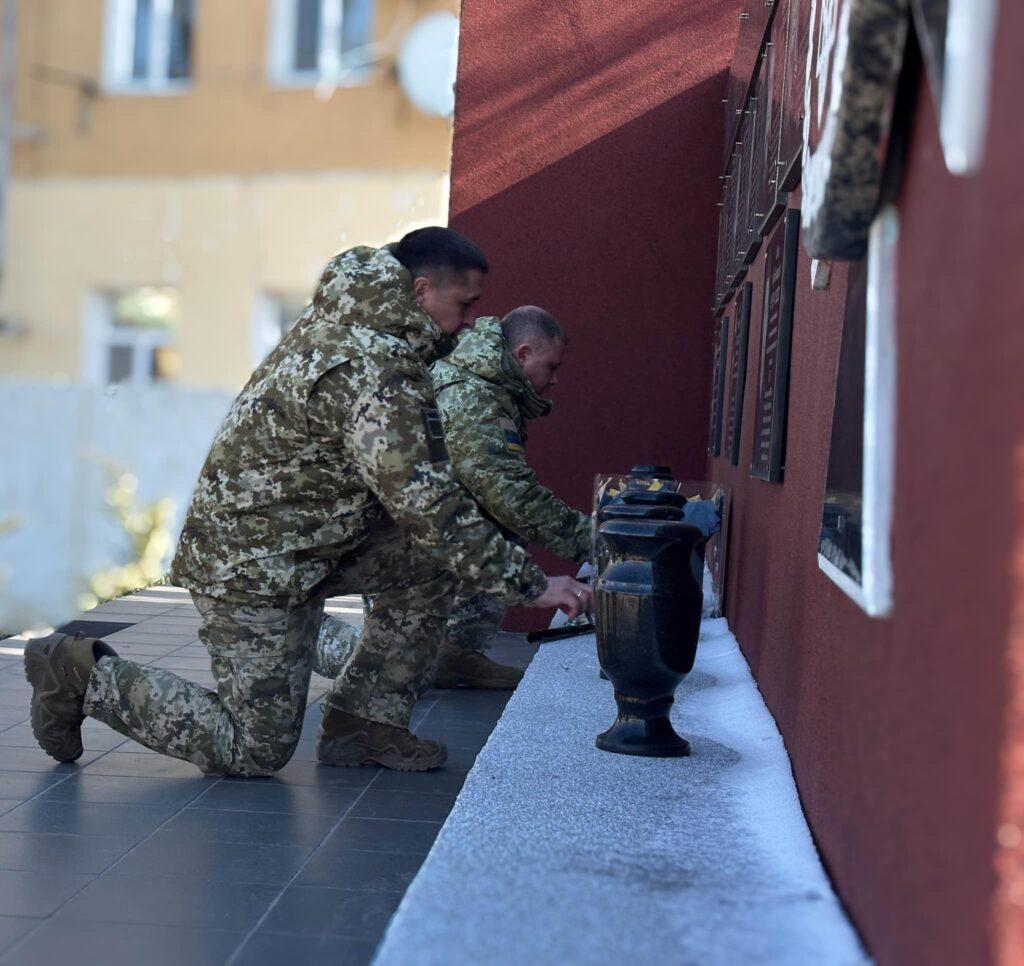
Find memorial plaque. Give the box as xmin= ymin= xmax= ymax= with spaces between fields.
xmin=750 ymin=209 xmax=799 ymax=482
xmin=725 ymin=282 xmax=753 ymax=466
xmin=758 ymin=31 xmax=789 ymax=238
xmin=726 ymin=147 xmax=744 ymax=293
xmin=708 ymin=314 xmax=730 ymax=457
xmin=818 ymin=258 xmax=866 ymax=585
xmin=743 ymin=69 xmax=768 ymax=265
xmin=777 ymin=0 xmax=811 ymax=192
xmin=723 ymin=0 xmax=782 ymax=161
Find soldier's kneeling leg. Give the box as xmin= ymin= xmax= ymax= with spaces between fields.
xmin=86 ymin=595 xmax=321 ymax=776
xmin=324 ymin=524 xmax=457 ymax=729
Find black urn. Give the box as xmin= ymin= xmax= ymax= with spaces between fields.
xmin=594 ymin=492 xmax=706 ymax=757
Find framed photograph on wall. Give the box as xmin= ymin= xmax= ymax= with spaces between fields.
xmin=750 ymin=208 xmax=799 ymax=482
xmin=725 ymin=282 xmax=753 ymax=466
xmin=707 ymin=314 xmax=730 ymax=458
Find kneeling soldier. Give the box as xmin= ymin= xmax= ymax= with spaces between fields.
xmin=24 ymin=228 xmax=591 ymax=775
xmin=430 ymin=306 xmax=591 ymax=688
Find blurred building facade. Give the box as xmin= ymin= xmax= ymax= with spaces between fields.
xmin=0 ymin=0 xmax=454 ymax=389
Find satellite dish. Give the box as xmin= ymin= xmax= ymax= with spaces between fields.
xmin=397 ymin=12 xmax=460 ymax=118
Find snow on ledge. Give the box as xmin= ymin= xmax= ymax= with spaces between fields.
xmin=375 ymin=618 xmax=869 ymax=966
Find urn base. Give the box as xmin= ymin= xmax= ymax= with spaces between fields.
xmin=595 ymin=714 xmax=690 ymax=758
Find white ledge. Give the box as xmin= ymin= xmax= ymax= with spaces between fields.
xmin=375 ymin=619 xmax=868 ymax=965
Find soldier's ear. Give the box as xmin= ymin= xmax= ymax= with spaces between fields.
xmin=514 ymin=342 xmax=532 ymax=365
xmin=411 ymin=275 xmax=431 ymax=306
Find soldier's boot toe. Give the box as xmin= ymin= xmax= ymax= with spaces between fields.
xmin=434 ymin=644 xmax=524 ymax=690
xmin=316 ymin=708 xmax=447 ymax=772
xmin=24 ymin=633 xmax=118 ymax=763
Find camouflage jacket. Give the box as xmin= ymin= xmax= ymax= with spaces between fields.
xmin=431 ymin=317 xmax=591 ymax=563
xmin=169 ymin=247 xmax=547 ymax=606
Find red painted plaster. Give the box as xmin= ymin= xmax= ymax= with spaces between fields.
xmin=449 ymin=0 xmax=741 ymax=630
xmin=710 ymin=10 xmax=1024 ymax=964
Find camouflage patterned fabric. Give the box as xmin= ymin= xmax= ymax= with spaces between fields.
xmin=80 ymin=246 xmax=549 ymax=775
xmin=431 ymin=317 xmax=591 ymax=652
xmin=170 ymin=248 xmax=544 ymax=607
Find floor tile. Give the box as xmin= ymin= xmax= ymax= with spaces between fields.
xmin=160 ymin=807 xmax=335 ymax=848
xmin=0 ymin=869 xmax=93 ymax=917
xmin=0 ymin=920 xmax=245 ymax=966
xmin=190 ymin=780 xmax=361 ymax=816
xmin=252 ymin=760 xmax=380 ymax=789
xmin=294 ymin=847 xmax=423 ymax=892
xmin=36 ymin=775 xmax=209 ymax=809
xmin=55 ymin=875 xmax=280 ymax=929
xmin=81 ymin=752 xmax=207 ymax=780
xmin=0 ymin=709 xmax=28 ymax=728
xmin=367 ymin=768 xmax=468 ymax=795
xmin=0 ymin=725 xmax=125 ymax=752
xmin=0 ymin=770 xmax=70 ymax=800
xmin=348 ymin=790 xmax=457 ymax=823
xmin=107 ymin=831 xmax=311 ymax=884
xmin=0 ymin=800 xmax=177 ymax=839
xmin=0 ymin=916 xmax=36 ymax=955
xmin=0 ymin=747 xmax=103 ymax=773
xmin=321 ymin=817 xmax=442 ymax=855
xmin=0 ymin=831 xmax=137 ymax=875
xmin=259 ymin=885 xmax=402 ymax=939
xmin=235 ymin=931 xmax=376 ymax=966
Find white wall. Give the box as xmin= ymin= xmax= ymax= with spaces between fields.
xmin=0 ymin=378 xmax=233 ymax=633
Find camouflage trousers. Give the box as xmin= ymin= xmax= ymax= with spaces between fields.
xmin=314 ymin=588 xmax=506 ymax=679
xmin=84 ymin=519 xmax=456 ymax=776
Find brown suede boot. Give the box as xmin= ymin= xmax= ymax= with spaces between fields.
xmin=317 ymin=708 xmax=447 ymax=771
xmin=434 ymin=643 xmax=524 ymax=690
xmin=24 ymin=632 xmax=119 ymax=763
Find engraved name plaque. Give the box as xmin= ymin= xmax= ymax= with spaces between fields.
xmin=708 ymin=314 xmax=730 ymax=458
xmin=751 ymin=209 xmax=800 ymax=482
xmin=725 ymin=282 xmax=753 ymax=466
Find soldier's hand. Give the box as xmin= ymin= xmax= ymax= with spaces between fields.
xmin=532 ymin=575 xmax=594 ymax=618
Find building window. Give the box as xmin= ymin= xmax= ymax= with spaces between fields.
xmin=103 ymin=0 xmax=193 ymax=92
xmin=251 ymin=294 xmax=309 ymax=367
xmin=268 ymin=0 xmax=375 ymax=86
xmin=82 ymin=288 xmax=182 ymax=386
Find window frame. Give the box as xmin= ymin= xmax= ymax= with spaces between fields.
xmin=81 ymin=291 xmax=181 ymax=388
xmin=267 ymin=0 xmax=374 ymax=88
xmin=102 ymin=0 xmax=194 ymax=95
xmin=817 ymin=205 xmax=899 ymax=617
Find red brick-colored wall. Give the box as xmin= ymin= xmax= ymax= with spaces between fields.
xmin=448 ymin=0 xmax=741 ymax=629
xmin=710 ymin=10 xmax=1024 ymax=964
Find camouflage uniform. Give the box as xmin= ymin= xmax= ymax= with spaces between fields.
xmin=430 ymin=316 xmax=591 ymax=654
xmin=82 ymin=246 xmax=546 ymax=776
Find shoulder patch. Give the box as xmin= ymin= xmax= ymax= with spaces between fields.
xmin=498 ymin=417 xmax=525 ymax=454
xmin=421 ymin=406 xmax=450 ymax=463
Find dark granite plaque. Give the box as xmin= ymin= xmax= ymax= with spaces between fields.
xmin=726 ymin=146 xmax=744 ymax=293
xmin=750 ymin=209 xmax=799 ymax=482
xmin=725 ymin=282 xmax=753 ymax=466
xmin=743 ymin=67 xmax=768 ymax=265
xmin=777 ymin=0 xmax=811 ymax=192
xmin=708 ymin=314 xmax=730 ymax=458
xmin=758 ymin=30 xmax=788 ymax=238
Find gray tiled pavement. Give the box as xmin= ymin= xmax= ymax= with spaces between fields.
xmin=0 ymin=587 xmax=534 ymax=965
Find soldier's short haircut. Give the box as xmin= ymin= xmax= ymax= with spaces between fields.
xmin=391 ymin=227 xmax=489 ymax=281
xmin=501 ymin=306 xmax=567 ymax=347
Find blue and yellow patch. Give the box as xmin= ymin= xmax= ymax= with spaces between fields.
xmin=498 ymin=417 xmax=525 ymax=454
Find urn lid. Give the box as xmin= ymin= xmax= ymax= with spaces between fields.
xmin=600 ymin=488 xmax=688 ymax=522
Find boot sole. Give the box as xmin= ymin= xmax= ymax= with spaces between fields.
xmin=24 ymin=638 xmax=84 ymax=764
xmin=318 ymin=741 xmax=447 ymax=772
